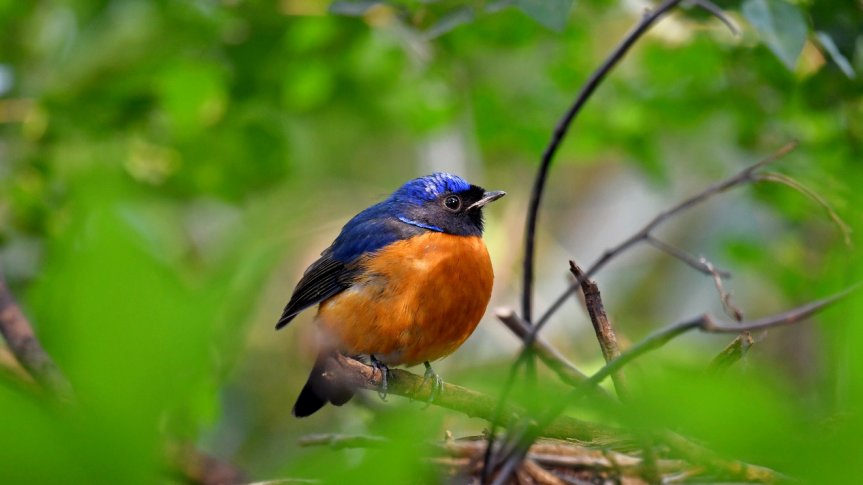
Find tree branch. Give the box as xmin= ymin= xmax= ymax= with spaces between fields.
xmin=502 ymin=0 xmax=693 ymax=477
xmin=494 ymin=286 xmax=855 ymax=483
xmin=299 ymin=433 xmax=699 ymax=482
xmin=553 ymin=285 xmax=853 ymax=419
xmin=489 ymin=142 xmax=800 ymax=482
xmin=533 ymin=141 xmax=798 ymax=336
xmin=495 ymin=308 xmax=617 ymax=402
xmin=701 ymin=257 xmax=744 ymax=321
xmin=324 ymin=353 xmax=634 ymax=447
xmin=0 ymin=265 xmax=74 ymax=402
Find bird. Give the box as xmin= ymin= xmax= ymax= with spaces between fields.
xmin=277 ymin=173 xmax=506 ymax=418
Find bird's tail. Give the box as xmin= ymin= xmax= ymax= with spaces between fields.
xmin=292 ymin=350 xmax=354 ymax=418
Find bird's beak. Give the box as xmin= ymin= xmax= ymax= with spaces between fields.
xmin=468 ymin=190 xmax=507 ymax=210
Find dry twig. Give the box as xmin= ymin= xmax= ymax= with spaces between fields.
xmin=495 ymin=308 xmax=617 ymax=402
xmin=299 ymin=434 xmax=703 ymax=483
xmin=701 ymin=257 xmax=744 ymax=321
xmin=569 ymin=261 xmax=628 ymax=400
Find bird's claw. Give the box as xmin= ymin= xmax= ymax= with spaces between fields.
xmin=418 ymin=361 xmax=444 ymax=408
xmin=370 ymin=356 xmax=392 ymax=401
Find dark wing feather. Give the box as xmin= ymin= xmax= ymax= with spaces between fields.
xmin=277 ymin=201 xmax=426 ymax=330
xmin=276 ymin=252 xmax=359 ymax=329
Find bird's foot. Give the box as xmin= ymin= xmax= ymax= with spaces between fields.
xmin=418 ymin=361 xmax=444 ymax=408
xmin=369 ymin=356 xmax=392 ymax=401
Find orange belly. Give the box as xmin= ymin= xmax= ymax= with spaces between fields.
xmin=315 ymin=232 xmax=494 ymax=367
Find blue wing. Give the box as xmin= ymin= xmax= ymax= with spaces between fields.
xmin=276 ymin=200 xmax=424 ymax=329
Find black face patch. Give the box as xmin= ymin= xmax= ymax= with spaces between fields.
xmin=398 ymin=184 xmax=489 ymax=237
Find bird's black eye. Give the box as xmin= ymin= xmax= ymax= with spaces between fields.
xmin=444 ymin=195 xmax=461 ymax=211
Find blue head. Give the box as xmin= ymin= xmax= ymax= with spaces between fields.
xmin=391 ymin=173 xmax=506 ymax=237
xmin=329 ymin=173 xmax=505 ymax=262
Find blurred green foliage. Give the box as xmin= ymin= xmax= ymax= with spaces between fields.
xmin=0 ymin=0 xmax=862 ymax=483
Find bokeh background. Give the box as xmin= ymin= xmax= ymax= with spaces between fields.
xmin=1 ymin=0 xmax=862 ymax=483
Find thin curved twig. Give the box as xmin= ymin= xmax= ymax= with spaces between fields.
xmin=689 ymin=0 xmax=740 ymax=35
xmin=533 ymin=141 xmax=798 ymax=336
xmin=701 ymin=257 xmax=744 ymax=321
xmin=502 ymin=1 xmax=691 ymax=479
xmin=520 ymin=0 xmax=687 ymax=324
xmin=645 ymin=235 xmax=731 ymax=278
xmin=755 ymin=172 xmax=852 ymax=247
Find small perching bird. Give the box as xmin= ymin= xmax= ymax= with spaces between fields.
xmin=277 ymin=173 xmax=505 ymax=417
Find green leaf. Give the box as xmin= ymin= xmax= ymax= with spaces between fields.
xmin=742 ymin=0 xmax=808 ymax=70
xmin=516 ymin=0 xmax=575 ymax=33
xmin=815 ymin=31 xmax=856 ymax=79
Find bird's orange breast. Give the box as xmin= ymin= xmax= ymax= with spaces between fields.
xmin=315 ymin=232 xmax=494 ymax=367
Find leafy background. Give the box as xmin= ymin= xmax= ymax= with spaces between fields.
xmin=0 ymin=0 xmax=861 ymax=483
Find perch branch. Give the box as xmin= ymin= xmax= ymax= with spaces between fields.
xmin=0 ymin=265 xmax=74 ymax=402
xmin=323 ymin=353 xmax=634 ymax=447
